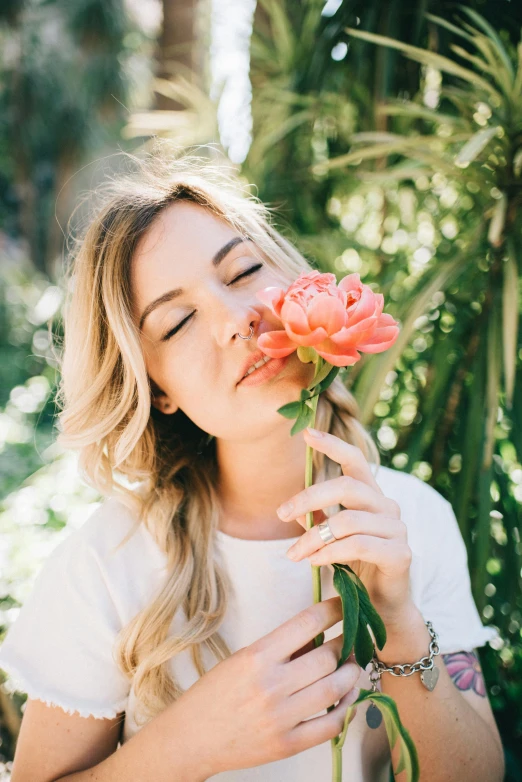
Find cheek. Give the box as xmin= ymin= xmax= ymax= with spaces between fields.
xmin=164 ymin=346 xmax=221 ymax=406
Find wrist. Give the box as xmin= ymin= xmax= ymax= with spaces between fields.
xmin=375 ymin=601 xmax=430 ymax=666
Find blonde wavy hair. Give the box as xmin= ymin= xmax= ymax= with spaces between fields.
xmin=55 ymin=142 xmax=380 ymax=727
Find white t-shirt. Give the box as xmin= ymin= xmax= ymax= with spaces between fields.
xmin=0 ymin=465 xmax=499 ymax=781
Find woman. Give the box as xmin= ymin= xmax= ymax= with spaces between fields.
xmin=0 ymin=146 xmax=504 ymax=781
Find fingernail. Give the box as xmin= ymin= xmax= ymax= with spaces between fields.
xmin=277 ymin=501 xmax=294 ymax=519
xmin=305 ymin=427 xmax=324 ymax=437
xmin=286 ymin=547 xmax=298 ymax=560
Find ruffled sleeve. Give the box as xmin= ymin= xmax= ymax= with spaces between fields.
xmin=0 ymin=518 xmax=131 ymax=719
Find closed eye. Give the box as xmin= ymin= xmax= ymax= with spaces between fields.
xmin=230 ymin=263 xmax=263 ymax=284
xmin=161 ymin=263 xmax=264 ymax=342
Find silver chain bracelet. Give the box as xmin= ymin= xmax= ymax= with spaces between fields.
xmin=369 ymin=619 xmax=441 ymax=693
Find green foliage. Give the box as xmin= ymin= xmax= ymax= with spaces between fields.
xmin=276 ymin=356 xmax=340 ymax=433
xmin=332 ymin=563 xmax=387 ymax=668
xmin=337 ymin=689 xmax=419 ymax=781
xmin=247 ymin=1 xmax=522 ymax=775
xmin=0 ymin=0 xmax=135 ymax=276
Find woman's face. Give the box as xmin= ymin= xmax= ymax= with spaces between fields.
xmin=131 ymin=200 xmax=313 ymax=442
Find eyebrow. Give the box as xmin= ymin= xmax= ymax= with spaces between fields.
xmin=138 ymin=236 xmax=251 ymax=332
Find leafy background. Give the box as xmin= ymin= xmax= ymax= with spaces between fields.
xmin=0 ymin=0 xmax=520 ymax=779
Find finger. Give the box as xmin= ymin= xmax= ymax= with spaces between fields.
xmin=286 ymin=660 xmax=361 ymax=728
xmin=307 ymin=535 xmax=412 ymax=574
xmin=286 ymin=632 xmax=345 ymax=694
xmin=288 ymin=686 xmax=360 ymax=755
xmin=304 ymin=428 xmax=383 ymax=493
xmin=286 ymin=511 xmax=407 ymax=562
xmin=255 ymin=596 xmax=343 ymax=662
xmin=276 ymin=474 xmax=393 ymax=523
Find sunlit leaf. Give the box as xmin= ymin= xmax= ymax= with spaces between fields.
xmin=488 ymin=192 xmax=507 ymax=247
xmin=356 ymin=246 xmax=477 ymax=422
xmin=454 ymin=126 xmax=499 ymax=168
xmin=424 ymin=13 xmax=475 ymax=44
xmin=344 ymin=27 xmax=502 ymax=103
xmin=502 ymin=239 xmax=520 ymax=408
xmin=459 ymin=6 xmax=515 ymax=81
xmin=334 ymin=689 xmax=420 ymax=781
xmin=484 ymin=303 xmax=501 ymax=469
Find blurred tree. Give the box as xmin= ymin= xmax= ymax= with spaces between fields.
xmin=243 ymin=1 xmax=522 ymax=777
xmin=0 ymin=0 xmax=132 ymax=279
xmin=155 ymin=0 xmax=210 ymax=110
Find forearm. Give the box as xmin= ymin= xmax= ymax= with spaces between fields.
xmin=376 ymin=604 xmax=504 ymax=782
xmin=55 ymin=698 xmax=214 ymax=782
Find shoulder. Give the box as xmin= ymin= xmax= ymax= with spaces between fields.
xmin=369 ymin=463 xmax=461 ymax=560
xmin=371 ymin=463 xmax=450 ymax=514
xmin=47 ymin=496 xmax=169 ymax=623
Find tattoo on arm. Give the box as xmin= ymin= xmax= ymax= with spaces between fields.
xmin=442 ymin=650 xmax=486 ymax=697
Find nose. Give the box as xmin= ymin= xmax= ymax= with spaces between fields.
xmin=210 ymin=295 xmax=262 ymax=346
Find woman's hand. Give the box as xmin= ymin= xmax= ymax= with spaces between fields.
xmin=171 ymin=597 xmax=361 ymax=777
xmin=276 ymin=427 xmax=415 ymax=627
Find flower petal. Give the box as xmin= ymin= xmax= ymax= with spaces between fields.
xmin=284 ymin=323 xmax=329 ymax=347
xmin=338 ymin=273 xmax=363 ymax=294
xmin=314 ymin=339 xmax=361 ymax=367
xmin=255 ymin=287 xmax=285 ymax=318
xmin=280 ymin=300 xmax=312 ymax=336
xmin=330 ymin=317 xmax=378 ymax=348
xmin=257 ymin=330 xmax=296 ymax=358
xmin=345 ymin=285 xmax=377 ymax=327
xmin=357 ymin=316 xmax=400 ymax=352
xmin=307 ymin=293 xmax=347 ymax=334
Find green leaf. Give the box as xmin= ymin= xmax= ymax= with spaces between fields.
xmin=502 ymin=239 xmax=519 ymax=409
xmin=377 ymin=100 xmax=462 ymax=126
xmin=334 ymin=689 xmax=420 ymax=781
xmin=332 ymin=565 xmax=359 ymax=665
xmin=344 ymin=26 xmax=501 ymax=102
xmin=315 ymin=366 xmax=341 ymax=394
xmin=458 ymin=6 xmax=515 ymax=81
xmin=354 ymin=578 xmax=387 ymax=650
xmin=297 ymin=345 xmax=318 ymax=363
xmin=356 ymin=243 xmax=478 ymax=422
xmin=484 ymin=303 xmax=501 ymax=468
xmin=488 ymin=191 xmax=507 ymax=247
xmin=299 ymin=388 xmax=313 ymax=401
xmin=354 ymin=615 xmax=374 ymax=669
xmin=454 ymin=126 xmax=499 ymax=168
xmin=424 ymin=12 xmax=475 ymax=44
xmin=307 ymin=359 xmax=333 ymax=389
xmin=290 ymin=403 xmax=315 ymax=435
xmin=276 ymin=401 xmax=303 ymax=419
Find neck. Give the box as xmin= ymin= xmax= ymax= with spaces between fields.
xmin=215 ymin=426 xmax=309 ymax=540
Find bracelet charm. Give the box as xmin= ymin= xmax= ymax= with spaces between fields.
xmin=372 ymin=619 xmax=440 ymax=689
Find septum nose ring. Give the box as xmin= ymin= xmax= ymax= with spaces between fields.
xmin=237 ymin=325 xmax=254 ymax=340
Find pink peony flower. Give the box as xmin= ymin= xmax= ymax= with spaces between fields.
xmin=255 ymin=270 xmax=400 ymax=367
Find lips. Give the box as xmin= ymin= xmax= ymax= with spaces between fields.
xmin=236 ymin=348 xmax=271 ymax=385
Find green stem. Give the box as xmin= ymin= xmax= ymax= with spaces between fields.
xmin=331 ymin=742 xmax=343 ymax=781
xmin=305 ymin=383 xmax=322 ymax=640
xmin=303 ymin=358 xmax=343 ymax=782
